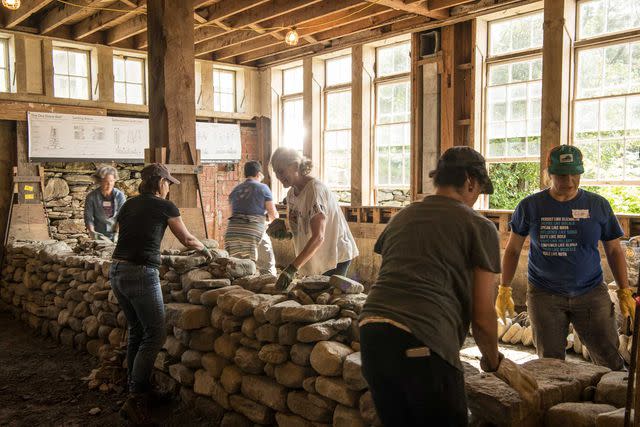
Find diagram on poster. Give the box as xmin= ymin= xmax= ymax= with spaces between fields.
xmin=28 ymin=112 xmax=241 ymax=162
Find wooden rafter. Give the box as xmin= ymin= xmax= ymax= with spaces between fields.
xmin=41 ymin=0 xmax=118 ymax=35
xmin=364 ymin=0 xmax=449 ymax=20
xmin=73 ymin=0 xmax=147 ymax=40
xmin=4 ymin=0 xmax=55 ymax=28
xmin=237 ymin=10 xmax=412 ymax=64
xmin=212 ymin=4 xmax=392 ymax=61
xmin=194 ymin=0 xmax=367 ymax=57
xmin=428 ymin=0 xmax=476 ymax=10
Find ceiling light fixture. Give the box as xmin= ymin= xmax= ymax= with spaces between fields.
xmin=285 ymin=27 xmax=299 ymax=46
xmin=2 ymin=0 xmax=20 ymax=10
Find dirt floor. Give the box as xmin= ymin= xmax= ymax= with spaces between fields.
xmin=0 ymin=311 xmax=210 ymax=427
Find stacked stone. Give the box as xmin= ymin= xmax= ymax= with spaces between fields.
xmin=42 ymin=162 xmax=143 ymax=245
xmin=376 ymin=189 xmax=411 ymax=207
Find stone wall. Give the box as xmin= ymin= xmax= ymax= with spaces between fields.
xmin=1 ymin=240 xmax=634 ymax=427
xmin=376 ymin=188 xmax=410 ymax=207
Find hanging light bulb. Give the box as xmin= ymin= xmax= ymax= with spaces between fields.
xmin=2 ymin=0 xmax=20 ymax=10
xmin=285 ymin=27 xmax=299 ymax=46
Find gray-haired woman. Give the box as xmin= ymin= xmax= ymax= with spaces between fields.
xmin=84 ymin=165 xmax=126 ymax=242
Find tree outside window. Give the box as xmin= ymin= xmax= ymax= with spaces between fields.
xmin=53 ymin=47 xmax=90 ymax=100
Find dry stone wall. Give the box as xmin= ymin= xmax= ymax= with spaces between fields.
xmin=0 ymin=240 xmax=632 ymax=426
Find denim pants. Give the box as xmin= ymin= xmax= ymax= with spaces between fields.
xmin=527 ymin=283 xmax=623 ymax=370
xmin=109 ymin=261 xmax=166 ymax=393
xmin=360 ymin=323 xmax=468 ymax=427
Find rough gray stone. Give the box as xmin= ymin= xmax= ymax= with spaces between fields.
xmin=334 ymin=404 xmax=366 ymax=427
xmin=274 ymin=361 xmax=315 ymax=389
xmin=315 ymin=376 xmax=360 ymax=407
xmin=281 ymin=304 xmax=341 ymax=323
xmin=164 ymin=303 xmax=209 ymax=330
xmin=291 ymin=343 xmax=314 ymax=366
xmin=595 ymin=372 xmax=627 ymax=408
xmin=265 ymin=300 xmax=302 ymax=325
xmin=545 ymin=402 xmax=616 ymax=427
xmin=241 ymin=375 xmax=288 ymax=411
xmin=234 ymin=346 xmax=265 ymax=375
xmin=343 ymin=352 xmax=367 ymax=390
xmin=287 ymin=390 xmax=334 ymax=423
xmin=201 ymin=352 xmax=229 ymax=378
xmin=297 ymin=318 xmax=352 ymax=343
xmin=229 ymin=394 xmax=273 ymax=425
xmin=258 ymin=343 xmax=289 ymax=365
xmin=329 ymin=275 xmax=364 ymax=294
xmin=310 ymin=341 xmax=354 ymax=376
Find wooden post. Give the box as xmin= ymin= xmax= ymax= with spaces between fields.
xmin=351 ymin=45 xmax=374 ymax=207
xmin=97 ymin=46 xmax=114 ymax=103
xmin=411 ymin=32 xmax=425 ymax=199
xmin=147 ymin=0 xmax=198 ymax=208
xmin=303 ymin=57 xmax=323 ymax=174
xmin=199 ymin=61 xmax=214 ymax=112
xmin=540 ymin=0 xmax=576 ymax=187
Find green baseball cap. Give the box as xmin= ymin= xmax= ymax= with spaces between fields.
xmin=548 ymin=145 xmax=584 ymax=175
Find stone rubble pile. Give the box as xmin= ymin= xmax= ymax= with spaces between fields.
xmin=1 ymin=239 xmax=633 ymax=426
xmin=42 ymin=162 xmax=143 ymax=245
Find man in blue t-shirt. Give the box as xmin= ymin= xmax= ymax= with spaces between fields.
xmin=497 ymin=145 xmax=632 ymax=370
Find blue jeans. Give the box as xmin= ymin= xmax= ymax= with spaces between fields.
xmin=110 ymin=261 xmax=166 ymax=393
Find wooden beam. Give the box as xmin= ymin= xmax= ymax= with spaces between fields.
xmin=4 ymin=0 xmax=55 ymax=28
xmin=540 ymin=0 xmax=576 ymax=186
xmin=351 ymin=44 xmax=374 ymax=206
xmin=191 ymin=0 xmax=271 ymax=45
xmin=73 ymin=0 xmax=147 ymax=40
xmin=365 ymin=0 xmax=449 ymax=19
xmin=225 ymin=0 xmax=324 ymax=30
xmin=106 ymin=14 xmax=147 ymax=44
xmin=41 ymin=0 xmax=118 ymax=35
xmin=147 ymin=0 xmax=198 ymax=208
xmin=206 ymin=2 xmax=387 ymax=60
xmin=428 ymin=0 xmax=475 ymax=10
xmin=237 ymin=10 xmax=409 ymax=64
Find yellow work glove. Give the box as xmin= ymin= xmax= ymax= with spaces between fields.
xmin=617 ymin=288 xmax=636 ymax=323
xmin=495 ymin=285 xmax=516 ymax=323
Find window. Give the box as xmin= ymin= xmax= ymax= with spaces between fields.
xmin=374 ymin=42 xmax=411 ymax=205
xmin=578 ymin=0 xmax=640 ymax=39
xmin=53 ymin=47 xmax=90 ymax=100
xmin=484 ymin=11 xmax=543 ymax=209
xmin=113 ymin=55 xmax=145 ymax=105
xmin=324 ymin=55 xmax=352 ymax=192
xmin=0 ymin=38 xmax=9 ymax=93
xmin=281 ymin=66 xmax=304 ymax=152
xmin=213 ymin=69 xmax=235 ymax=112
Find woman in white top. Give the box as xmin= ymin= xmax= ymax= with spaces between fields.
xmin=270 ymin=147 xmax=359 ymax=291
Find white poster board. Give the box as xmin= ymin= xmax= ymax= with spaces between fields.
xmin=28 ymin=112 xmax=242 ymax=163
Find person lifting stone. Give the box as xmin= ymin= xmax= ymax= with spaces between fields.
xmin=359 ymin=147 xmax=538 ymax=426
xmin=497 ymin=145 xmax=632 ymax=371
xmin=84 ymin=165 xmax=126 ymax=242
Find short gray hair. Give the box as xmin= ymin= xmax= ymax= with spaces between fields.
xmin=270 ymin=147 xmax=313 ymax=176
xmin=93 ymin=165 xmax=119 ymax=182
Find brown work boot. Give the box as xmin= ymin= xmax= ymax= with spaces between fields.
xmin=119 ymin=392 xmax=153 ymax=425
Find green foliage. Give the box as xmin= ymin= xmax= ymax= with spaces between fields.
xmin=488 ymin=162 xmax=540 ymax=209
xmin=582 ymin=186 xmax=640 ymax=214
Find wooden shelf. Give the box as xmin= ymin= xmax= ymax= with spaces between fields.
xmin=456 ymin=62 xmax=472 ymax=70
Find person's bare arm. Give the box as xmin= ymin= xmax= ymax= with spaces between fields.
xmin=291 ymin=213 xmax=326 ymax=269
xmin=501 ymin=232 xmax=526 ymax=286
xmin=265 ymin=201 xmax=279 ymax=224
xmin=604 ymin=239 xmax=630 ymax=289
xmin=168 ymin=216 xmax=204 ymax=250
xmin=472 ymin=266 xmax=500 ymax=371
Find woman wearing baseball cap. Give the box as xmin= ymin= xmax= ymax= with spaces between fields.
xmin=498 ymin=145 xmax=631 ymax=370
xmin=360 ymin=147 xmax=537 ymax=426
xmin=110 ymin=163 xmax=213 ymax=423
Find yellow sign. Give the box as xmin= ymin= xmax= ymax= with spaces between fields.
xmin=24 ymin=194 xmax=34 ymax=200
xmin=24 ymin=185 xmax=33 ymax=191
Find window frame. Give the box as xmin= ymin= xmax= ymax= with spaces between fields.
xmin=212 ymin=68 xmax=236 ymax=113
xmin=373 ymin=41 xmax=411 ymax=190
xmin=571 ymin=31 xmax=640 ymax=185
xmin=52 ymin=46 xmax=92 ymax=100
xmin=112 ymin=54 xmax=146 ymax=105
xmin=483 ymin=10 xmax=544 ymax=165
xmin=576 ymin=0 xmax=640 ymax=41
xmin=323 ymin=55 xmax=352 ymax=191
xmin=0 ymin=37 xmax=10 ymax=93
xmin=280 ymin=65 xmax=304 ymax=153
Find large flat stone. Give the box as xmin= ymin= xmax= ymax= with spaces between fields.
xmin=265 ymin=300 xmax=302 ymax=325
xmin=315 ymin=376 xmax=361 ymax=407
xmin=164 ymin=303 xmax=209 ymax=330
xmin=310 ymin=341 xmax=354 ymax=377
xmin=281 ymin=304 xmax=341 ymax=323
xmin=596 ymin=408 xmax=633 ymax=427
xmin=595 ymin=372 xmax=628 ymax=408
xmin=241 ymin=375 xmax=288 ymax=411
xmin=232 ymin=294 xmax=286 ymax=317
xmin=343 ymin=352 xmax=367 ymax=390
xmin=287 ymin=390 xmax=334 ymax=423
xmin=297 ymin=318 xmax=352 ymax=343
xmin=545 ymin=402 xmax=616 ymax=427
xmin=274 ymin=361 xmax=315 ymax=389
xmin=229 ymin=394 xmax=273 ymax=425
xmin=329 ymin=275 xmax=364 ymax=294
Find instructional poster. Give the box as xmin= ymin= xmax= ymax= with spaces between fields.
xmin=28 ymin=112 xmax=242 ymax=163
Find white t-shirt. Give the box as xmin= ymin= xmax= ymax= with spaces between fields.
xmin=286 ymin=178 xmax=359 ymax=275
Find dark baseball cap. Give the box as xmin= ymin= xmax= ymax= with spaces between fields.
xmin=141 ymin=163 xmax=180 ymax=185
xmin=548 ymin=145 xmax=584 ymax=175
xmin=429 ymin=146 xmax=494 ymax=194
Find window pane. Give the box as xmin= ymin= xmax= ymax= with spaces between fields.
xmin=0 ymin=69 xmax=7 ymax=93
xmin=377 ymin=80 xmax=410 ymax=124
xmin=53 ymin=49 xmax=68 ymax=75
xmin=68 ymin=51 xmax=88 ymax=77
xmin=69 ymin=76 xmax=89 ymax=99
xmin=375 ymin=123 xmax=410 ymax=186
xmin=326 ymin=55 xmax=351 ymax=86
xmin=283 ymin=66 xmax=303 ymax=95
xmin=114 ymin=82 xmax=126 ymax=103
xmin=54 ymin=75 xmax=69 ymax=98
xmin=0 ymin=40 xmax=7 ymax=69
xmin=377 ymin=42 xmax=410 ymax=77
xmin=577 ymin=48 xmax=604 ymax=98
xmin=324 ymin=130 xmax=351 ymax=188
xmin=578 ymin=0 xmax=640 ymax=39
xmin=283 ymin=97 xmax=304 ymax=152
xmin=326 ymin=90 xmax=351 ymax=130
xmin=125 ymin=58 xmax=143 ymax=84
xmin=603 ymin=43 xmax=629 ymax=95
xmin=625 ymin=140 xmax=640 ymax=179
xmin=126 ymin=83 xmax=144 ymax=105
xmin=489 ymin=12 xmax=543 ymax=56
xmin=113 ymin=57 xmax=125 ymax=82
xmin=575 ymin=100 xmax=600 ymax=139
xmin=219 ymin=71 xmax=234 ymax=92
xmin=220 ymin=93 xmax=234 ymax=113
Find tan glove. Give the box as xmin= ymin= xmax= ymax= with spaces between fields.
xmin=617 ymin=288 xmax=636 ymax=323
xmin=482 ymin=353 xmax=539 ymax=408
xmin=495 ymin=285 xmax=516 ymax=323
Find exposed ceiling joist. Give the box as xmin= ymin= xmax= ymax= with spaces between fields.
xmin=365 ymin=0 xmax=449 ymax=20
xmin=428 ymin=0 xmax=477 ymax=10
xmin=212 ymin=4 xmax=392 ymax=61
xmin=238 ymin=10 xmax=410 ymax=64
xmin=41 ymin=0 xmax=118 ymax=35
xmin=106 ymin=14 xmax=146 ymax=45
xmin=195 ymin=0 xmax=366 ymax=57
xmin=4 ymin=0 xmax=55 ymax=28
xmin=73 ymin=0 xmax=146 ymax=40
